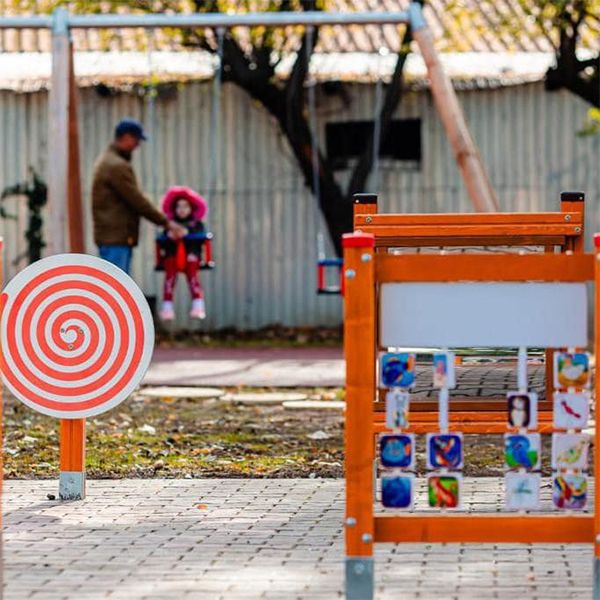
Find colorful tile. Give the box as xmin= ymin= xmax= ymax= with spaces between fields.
xmin=504 ymin=433 xmax=541 ymax=471
xmin=385 ymin=389 xmax=410 ymax=430
xmin=381 ymin=474 xmax=414 ymax=509
xmin=432 ymin=351 xmax=456 ymax=389
xmin=505 ymin=472 xmax=541 ymax=511
xmin=552 ymin=473 xmax=587 ymax=510
xmin=426 ymin=433 xmax=463 ymax=470
xmin=553 ymin=392 xmax=590 ymax=430
xmin=551 ymin=433 xmax=589 ymax=471
xmin=380 ymin=352 xmax=417 ymax=389
xmin=554 ymin=352 xmax=591 ymax=389
xmin=427 ymin=473 xmax=461 ymax=509
xmin=380 ymin=434 xmax=415 ymax=469
xmin=507 ymin=391 xmax=538 ymax=429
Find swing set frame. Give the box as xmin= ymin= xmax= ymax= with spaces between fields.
xmin=0 ymin=2 xmax=496 ymax=500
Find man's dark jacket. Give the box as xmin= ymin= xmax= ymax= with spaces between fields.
xmin=92 ymin=144 xmax=167 ymax=246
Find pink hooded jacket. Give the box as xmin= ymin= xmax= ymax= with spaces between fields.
xmin=161 ymin=186 xmax=208 ymax=222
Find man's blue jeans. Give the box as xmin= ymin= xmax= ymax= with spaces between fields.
xmin=98 ymin=245 xmax=133 ymax=274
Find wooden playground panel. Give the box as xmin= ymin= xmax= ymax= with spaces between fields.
xmin=342 ymin=193 xmax=600 ymax=599
xmin=353 ymin=190 xmax=586 ymax=433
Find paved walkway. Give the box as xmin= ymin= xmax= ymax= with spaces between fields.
xmin=144 ymin=347 xmax=541 ymax=390
xmin=4 ymin=479 xmax=592 ymax=599
xmin=144 ymin=348 xmax=344 ymax=387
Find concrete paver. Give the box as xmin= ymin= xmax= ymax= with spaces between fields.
xmin=4 ymin=478 xmax=592 ymax=599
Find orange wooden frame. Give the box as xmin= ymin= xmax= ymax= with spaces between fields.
xmin=352 ymin=192 xmax=586 ymax=432
xmin=342 ymin=220 xmax=600 ymax=595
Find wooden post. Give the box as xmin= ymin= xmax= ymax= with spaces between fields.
xmin=560 ymin=191 xmax=585 ymax=253
xmin=49 ymin=8 xmax=86 ymax=501
xmin=343 ymin=232 xmax=376 ymax=599
xmin=546 ymin=192 xmax=586 ymax=405
xmin=594 ymin=232 xmax=600 ymax=599
xmin=353 ymin=193 xmax=378 ymax=226
xmin=409 ymin=2 xmax=498 ymax=213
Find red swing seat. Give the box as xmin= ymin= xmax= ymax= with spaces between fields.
xmin=155 ymin=232 xmax=215 ymax=272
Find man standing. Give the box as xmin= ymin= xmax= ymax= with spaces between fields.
xmin=92 ymin=118 xmax=185 ymax=273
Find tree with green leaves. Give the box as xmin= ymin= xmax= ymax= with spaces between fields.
xmin=445 ymin=0 xmax=599 ymax=130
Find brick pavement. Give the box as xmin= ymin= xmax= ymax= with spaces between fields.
xmin=3 ymin=478 xmax=592 ymax=599
xmin=144 ymin=346 xmax=544 ymax=393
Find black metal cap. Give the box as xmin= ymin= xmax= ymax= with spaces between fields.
xmin=561 ymin=191 xmax=585 ymax=202
xmin=353 ymin=193 xmax=378 ymax=205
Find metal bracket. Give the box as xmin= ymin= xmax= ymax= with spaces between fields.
xmin=408 ymin=2 xmax=427 ymax=32
xmin=52 ymin=7 xmax=69 ymax=36
xmin=345 ymin=557 xmax=374 ymax=600
xmin=59 ymin=471 xmax=86 ymax=500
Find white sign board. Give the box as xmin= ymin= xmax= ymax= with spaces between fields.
xmin=380 ymin=283 xmax=587 ymax=348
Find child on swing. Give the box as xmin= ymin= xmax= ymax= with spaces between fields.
xmin=158 ymin=186 xmax=208 ymax=321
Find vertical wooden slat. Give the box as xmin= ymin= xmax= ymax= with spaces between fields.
xmin=343 ymin=232 xmax=376 ymax=556
xmin=59 ymin=418 xmax=85 ymax=472
xmin=353 ymin=193 xmax=378 ymax=227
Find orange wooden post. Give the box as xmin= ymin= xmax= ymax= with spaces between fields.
xmin=59 ymin=38 xmax=87 ymax=501
xmin=546 ymin=192 xmax=586 ymax=419
xmin=594 ymin=232 xmax=600 ymax=598
xmin=353 ymin=193 xmax=378 ymax=227
xmin=343 ymin=232 xmax=376 ymax=599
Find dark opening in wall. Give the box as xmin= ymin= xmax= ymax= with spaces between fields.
xmin=325 ymin=119 xmax=421 ymax=169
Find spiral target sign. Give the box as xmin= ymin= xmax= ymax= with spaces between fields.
xmin=0 ymin=254 xmax=154 ymax=419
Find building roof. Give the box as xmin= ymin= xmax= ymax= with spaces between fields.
xmin=0 ymin=0 xmax=597 ymax=54
xmin=0 ymin=49 xmax=558 ymax=92
xmin=0 ymin=1 xmax=596 ymax=90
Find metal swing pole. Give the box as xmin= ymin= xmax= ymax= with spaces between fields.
xmin=48 ymin=7 xmax=88 ymax=501
xmin=306 ymin=26 xmax=336 ymax=295
xmin=371 ymin=47 xmax=388 ymax=195
xmin=208 ymin=28 xmax=225 ymax=205
xmin=146 ymin=28 xmax=159 ymax=203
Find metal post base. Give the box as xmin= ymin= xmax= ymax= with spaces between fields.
xmin=594 ymin=558 xmax=600 ymax=600
xmin=345 ymin=557 xmax=374 ymax=600
xmin=59 ymin=471 xmax=86 ymax=500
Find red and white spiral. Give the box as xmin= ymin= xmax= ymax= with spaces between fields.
xmin=0 ymin=254 xmax=154 ymax=418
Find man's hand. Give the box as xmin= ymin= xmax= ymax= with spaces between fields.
xmin=166 ymin=220 xmax=187 ymax=239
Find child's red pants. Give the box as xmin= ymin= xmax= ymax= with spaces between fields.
xmin=163 ymin=256 xmax=203 ymax=301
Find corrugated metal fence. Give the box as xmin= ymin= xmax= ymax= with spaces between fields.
xmin=0 ymin=80 xmax=598 ymax=329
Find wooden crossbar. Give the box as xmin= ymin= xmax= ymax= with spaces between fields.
xmin=354 ymin=212 xmax=584 ymax=248
xmin=374 ymin=515 xmax=594 ymax=544
xmin=367 ymin=235 xmax=569 ymax=248
xmin=355 ymin=212 xmax=584 ymax=226
xmin=357 ymin=224 xmax=582 ymax=239
xmin=375 ymin=253 xmax=594 ymax=283
xmin=373 ymin=421 xmax=555 ymax=434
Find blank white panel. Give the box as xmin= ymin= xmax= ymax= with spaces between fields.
xmin=380 ymin=283 xmax=587 ymax=348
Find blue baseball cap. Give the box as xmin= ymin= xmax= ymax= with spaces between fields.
xmin=115 ymin=118 xmax=147 ymax=141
